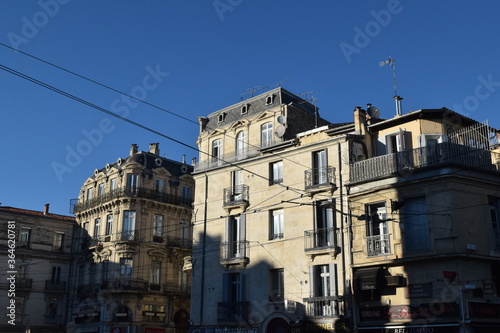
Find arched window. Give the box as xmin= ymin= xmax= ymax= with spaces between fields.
xmin=261 ymin=122 xmax=273 ymax=148
xmin=236 ymin=131 xmax=247 ymax=159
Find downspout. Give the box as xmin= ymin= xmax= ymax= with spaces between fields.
xmin=199 ymin=173 xmax=208 ymax=325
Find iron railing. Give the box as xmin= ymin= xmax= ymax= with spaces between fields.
xmin=163 ymin=282 xmax=190 ymax=295
xmin=220 ymin=241 xmax=249 ymax=262
xmin=223 ymin=185 xmax=249 ymax=207
xmin=16 ymin=278 xmax=32 ymax=290
xmin=195 ymin=148 xmax=261 ymax=171
xmin=167 ymin=235 xmax=193 ymax=249
xmin=303 ymin=296 xmax=344 ymax=317
xmin=350 ymin=142 xmax=497 ymax=184
xmin=217 ymin=301 xmax=250 ymax=321
xmin=304 ymin=227 xmax=337 ymax=250
xmin=73 ymin=186 xmax=193 ymax=213
xmin=101 ymin=278 xmax=148 ymax=292
xmin=305 ymin=166 xmax=336 ymax=190
xmin=367 ymin=234 xmax=391 ymax=257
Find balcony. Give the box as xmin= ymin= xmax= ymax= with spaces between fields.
xmin=45 ymin=280 xmax=66 ymax=292
xmin=163 ymin=282 xmax=190 ymax=296
xmin=167 ymin=235 xmax=192 ymax=250
xmin=101 ymin=278 xmax=148 ymax=292
xmin=16 ymin=278 xmax=33 ymax=290
xmin=115 ymin=230 xmax=141 ymax=242
xmin=73 ymin=186 xmax=193 ymax=213
xmin=349 ymin=142 xmax=497 ymax=184
xmin=217 ymin=301 xmax=249 ymax=322
xmin=195 ymin=148 xmax=261 ymax=171
xmin=304 ymin=166 xmax=336 ymax=192
xmin=76 ymin=284 xmax=101 ymax=297
xmin=223 ymin=185 xmax=249 ymax=209
xmin=303 ymin=296 xmax=344 ymax=317
xmin=367 ymin=234 xmax=391 ymax=257
xmin=304 ymin=228 xmax=340 ymax=258
xmin=220 ymin=241 xmax=250 ymax=267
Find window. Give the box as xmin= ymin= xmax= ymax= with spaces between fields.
xmin=314 ymin=200 xmax=336 ymax=247
xmin=93 ymin=218 xmax=101 ymax=238
xmin=270 ymin=161 xmax=283 ymax=185
xmin=156 ymin=178 xmax=165 ymax=193
xmin=366 ymin=202 xmax=390 ymax=256
xmin=102 ymin=261 xmax=109 ymax=283
xmin=241 ymin=104 xmax=248 ymax=114
xmin=385 ymin=129 xmax=408 ymax=154
xmin=53 ymin=232 xmax=64 ymax=252
xmin=270 ymin=269 xmax=284 ymax=302
xmin=212 ymin=139 xmax=222 ymax=161
xmin=489 ymin=197 xmax=500 ymax=251
xmin=51 ymin=266 xmax=61 ymax=284
xmin=236 ymin=131 xmax=247 ymax=159
xmin=225 ymin=215 xmax=246 ymax=258
xmin=120 ymin=258 xmax=133 ymax=281
xmin=182 ymin=186 xmax=191 ymax=199
xmin=261 ymin=122 xmax=273 ymax=147
xmin=98 ymin=183 xmax=105 ymax=196
xmin=122 ymin=211 xmax=136 ymax=240
xmin=110 ymin=178 xmax=117 ymax=191
xmin=266 ymin=94 xmax=274 ymax=105
xmin=87 ymin=188 xmax=94 ymax=200
xmin=19 ymin=227 xmax=31 ymax=247
xmin=223 ymin=272 xmax=243 ymax=302
xmin=218 ymin=113 xmax=226 ymax=123
xmin=127 ymin=174 xmax=138 ymax=192
xmin=153 ymin=214 xmax=164 ymax=241
xmin=151 ymin=261 xmax=162 ymax=285
xmin=312 ymin=150 xmax=328 ymax=185
xmin=179 ymin=267 xmax=189 ymax=290
xmin=89 ymin=263 xmax=96 ymax=285
xmin=403 ymin=196 xmax=430 ymax=252
xmin=309 ymin=264 xmax=337 ymax=297
xmin=231 ymin=170 xmax=244 ymax=202
xmin=270 ymin=209 xmax=284 ymax=240
xmin=105 ymin=215 xmax=113 ymax=237
xmin=18 ymin=263 xmax=27 ymax=279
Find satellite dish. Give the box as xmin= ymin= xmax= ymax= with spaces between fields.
xmin=277 ymin=115 xmax=287 ymax=125
xmin=367 ymin=106 xmax=380 ymax=118
xmin=275 ymin=125 xmax=286 ymax=138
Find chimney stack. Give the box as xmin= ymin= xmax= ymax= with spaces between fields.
xmin=149 ymin=143 xmax=160 ymax=155
xmin=130 ymin=144 xmax=138 ymax=155
xmin=44 ymin=203 xmax=50 ymax=215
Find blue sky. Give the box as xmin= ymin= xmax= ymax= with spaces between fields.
xmin=1 ymin=0 xmax=500 ymax=215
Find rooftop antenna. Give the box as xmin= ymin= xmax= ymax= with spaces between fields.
xmin=379 ymin=56 xmax=403 ymax=116
xmin=240 ymin=86 xmax=265 ymax=100
xmin=298 ymin=91 xmax=319 ymax=127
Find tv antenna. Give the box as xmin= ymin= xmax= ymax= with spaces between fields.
xmin=298 ymin=91 xmax=319 ymax=127
xmin=379 ymin=56 xmax=403 ymax=116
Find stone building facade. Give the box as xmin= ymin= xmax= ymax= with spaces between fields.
xmin=69 ymin=143 xmax=194 ymax=333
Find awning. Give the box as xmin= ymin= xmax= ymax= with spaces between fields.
xmin=354 ymin=267 xmax=383 ymax=290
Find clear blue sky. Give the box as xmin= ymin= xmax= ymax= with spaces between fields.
xmin=1 ymin=0 xmax=500 ymax=215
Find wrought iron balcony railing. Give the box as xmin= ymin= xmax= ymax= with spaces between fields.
xmin=217 ymin=301 xmax=250 ymax=322
xmin=304 ymin=227 xmax=337 ymax=251
xmin=16 ymin=278 xmax=33 ymax=290
xmin=303 ymin=296 xmax=344 ymax=317
xmin=163 ymin=282 xmax=190 ymax=296
xmin=195 ymin=148 xmax=261 ymax=171
xmin=367 ymin=234 xmax=391 ymax=257
xmin=101 ymin=278 xmax=148 ymax=292
xmin=223 ymin=185 xmax=249 ymax=207
xmin=349 ymin=142 xmax=497 ymax=184
xmin=220 ymin=241 xmax=249 ymax=265
xmin=167 ymin=235 xmax=193 ymax=249
xmin=73 ymin=186 xmax=193 ymax=213
xmin=305 ymin=166 xmax=336 ymax=190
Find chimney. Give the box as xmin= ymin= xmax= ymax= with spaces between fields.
xmin=149 ymin=143 xmax=160 ymax=155
xmin=191 ymin=157 xmax=197 ymax=166
xmin=182 ymin=154 xmax=186 ymax=164
xmin=44 ymin=203 xmax=50 ymax=215
xmin=354 ymin=106 xmax=367 ymax=135
xmin=130 ymin=144 xmax=138 ymax=155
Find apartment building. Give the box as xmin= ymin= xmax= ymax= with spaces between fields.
xmin=0 ymin=205 xmax=76 ymax=333
xmin=190 ymin=87 xmax=353 ymax=333
xmin=69 ymin=143 xmax=194 ymax=333
xmin=347 ymin=107 xmax=500 ymax=333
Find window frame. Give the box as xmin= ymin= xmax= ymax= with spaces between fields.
xmin=269 ymin=209 xmax=284 ymax=240
xmin=269 ymin=268 xmax=284 ymax=302
xmin=270 ymin=161 xmax=283 ymax=185
xmin=261 ymin=122 xmax=273 ymax=148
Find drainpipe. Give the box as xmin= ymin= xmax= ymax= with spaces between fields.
xmin=199 ymin=173 xmax=208 ymax=325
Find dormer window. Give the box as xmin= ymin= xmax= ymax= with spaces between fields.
xmin=241 ymin=104 xmax=249 ymax=115
xmin=265 ymin=94 xmax=274 ymax=105
xmin=218 ymin=113 xmax=226 ymax=123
